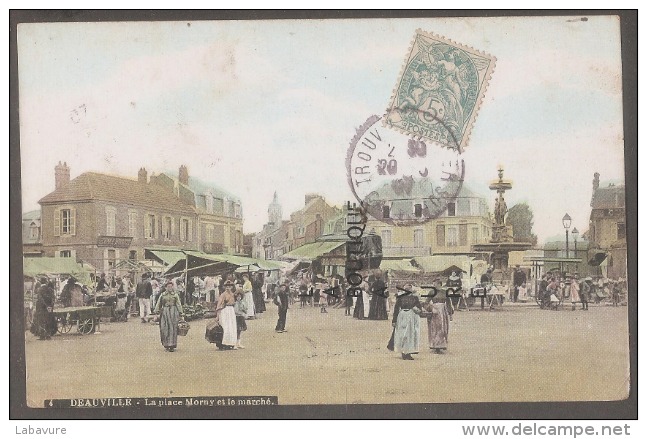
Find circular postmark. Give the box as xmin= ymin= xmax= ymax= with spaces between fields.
xmin=346 ymin=115 xmax=464 ymax=226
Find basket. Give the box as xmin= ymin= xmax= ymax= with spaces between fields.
xmin=177 ymin=321 xmax=190 ymax=336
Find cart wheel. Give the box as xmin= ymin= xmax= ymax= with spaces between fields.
xmin=77 ymin=318 xmax=95 ymax=335
xmin=57 ymin=315 xmax=73 ymax=334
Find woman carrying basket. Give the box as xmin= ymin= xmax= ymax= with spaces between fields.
xmin=154 ymin=280 xmax=184 ymax=352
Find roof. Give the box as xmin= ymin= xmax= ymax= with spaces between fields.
xmin=280 ymin=241 xmax=345 ymax=261
xmin=165 ymin=172 xmax=241 ymax=203
xmin=22 ymin=210 xmax=41 ymax=221
xmin=591 ymin=184 xmax=625 ymax=210
xmin=39 ymin=172 xmax=194 ymax=213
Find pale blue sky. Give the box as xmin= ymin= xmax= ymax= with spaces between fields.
xmin=18 ymin=16 xmax=625 ymax=243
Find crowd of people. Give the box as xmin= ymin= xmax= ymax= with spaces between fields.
xmin=28 ymin=263 xmax=627 ymax=362
xmin=536 ymin=272 xmax=626 ymax=310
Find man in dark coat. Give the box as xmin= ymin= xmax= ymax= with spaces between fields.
xmin=513 ymin=265 xmax=527 ymax=303
xmin=135 ymin=273 xmax=153 ymax=323
xmin=275 ymin=282 xmax=290 ymax=333
xmin=33 ymin=277 xmax=56 ymax=340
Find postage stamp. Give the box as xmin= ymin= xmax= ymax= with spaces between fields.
xmin=384 ymin=30 xmax=496 ymax=151
xmin=346 ymin=114 xmax=464 ymax=225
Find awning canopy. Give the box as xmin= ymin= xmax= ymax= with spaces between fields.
xmin=164 ymin=253 xmax=239 ymax=278
xmin=588 ymin=252 xmax=608 ymax=266
xmin=280 ymin=241 xmax=345 ymax=261
xmin=411 ymin=255 xmax=472 ymax=274
xmin=380 ymin=259 xmax=421 ymax=273
xmin=23 ymin=257 xmax=93 ymax=285
xmin=162 ymin=251 xmax=288 ymax=277
xmin=145 ymin=249 xmax=187 ymax=267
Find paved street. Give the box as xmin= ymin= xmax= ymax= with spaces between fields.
xmin=25 ymin=302 xmax=630 ymax=407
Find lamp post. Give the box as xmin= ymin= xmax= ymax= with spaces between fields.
xmin=572 ymin=227 xmax=579 ymax=274
xmin=562 ymin=214 xmax=572 ymax=273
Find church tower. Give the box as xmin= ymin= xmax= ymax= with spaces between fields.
xmin=268 ymin=191 xmax=282 ymax=228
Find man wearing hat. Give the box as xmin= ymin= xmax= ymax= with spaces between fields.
xmin=274 ymin=282 xmax=290 ymax=333
xmin=135 ymin=273 xmax=153 ymax=323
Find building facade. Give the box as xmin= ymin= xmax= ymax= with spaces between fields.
xmin=22 ymin=210 xmax=43 ymax=256
xmin=37 ymin=162 xmax=244 ymax=273
xmin=254 ymin=193 xmax=340 ymax=260
xmin=587 ymin=173 xmax=626 ymax=279
xmin=365 ymin=185 xmax=493 ymax=259
xmin=151 ymin=166 xmax=244 ymax=255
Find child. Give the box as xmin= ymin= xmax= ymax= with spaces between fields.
xmin=319 ymin=280 xmax=329 ymax=313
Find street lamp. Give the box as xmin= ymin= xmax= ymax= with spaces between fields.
xmin=572 ymin=227 xmax=579 ymax=274
xmin=562 ymin=213 xmax=572 ymax=260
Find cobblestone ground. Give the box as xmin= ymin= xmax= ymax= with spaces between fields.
xmin=24 ymin=302 xmax=630 ymax=407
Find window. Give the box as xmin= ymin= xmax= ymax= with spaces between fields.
xmin=414 ymin=203 xmax=422 ymax=218
xmin=382 ymin=205 xmax=390 ymax=218
xmin=107 ymin=249 xmax=116 ymax=270
xmin=60 ymin=250 xmax=71 ymax=258
xmin=447 ymin=202 xmax=456 ymax=217
xmin=55 ymin=208 xmax=76 ymax=236
xmin=145 ymin=214 xmax=156 ymax=239
xmin=206 ymin=225 xmax=214 ymax=242
xmin=163 ymin=216 xmax=172 ymax=240
xmin=471 ymin=227 xmax=479 ymax=244
xmin=129 ymin=250 xmax=137 ymax=261
xmin=414 ymin=229 xmax=424 ymax=248
xmin=128 ymin=211 xmax=137 ymax=238
xmin=29 ymin=222 xmax=39 ymax=239
xmin=447 ymin=226 xmax=458 ymax=247
xmin=459 ymin=224 xmax=468 ymax=246
xmin=436 ymin=225 xmax=446 ymax=247
xmin=617 ymin=223 xmax=626 ymax=240
xmin=106 ymin=206 xmax=116 ymax=235
xmin=381 ymin=230 xmax=392 ymax=248
xmin=180 ymin=218 xmax=192 ymax=242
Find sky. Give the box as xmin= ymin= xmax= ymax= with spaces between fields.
xmin=17 ymin=16 xmax=626 ymax=244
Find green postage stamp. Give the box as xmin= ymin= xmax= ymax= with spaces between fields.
xmin=384 ymin=30 xmax=496 ymax=151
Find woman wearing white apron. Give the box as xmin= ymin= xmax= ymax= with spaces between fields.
xmin=242 ymin=274 xmax=256 ymax=319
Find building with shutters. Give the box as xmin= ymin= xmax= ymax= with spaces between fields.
xmin=151 ymin=166 xmax=244 ymax=255
xmin=586 ymin=173 xmax=626 ymax=279
xmin=364 ymin=184 xmax=493 ymax=259
xmin=37 ymin=162 xmax=243 ymax=273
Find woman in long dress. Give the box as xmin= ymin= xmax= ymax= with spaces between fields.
xmin=242 ymin=274 xmax=256 ymax=319
xmin=392 ymin=284 xmax=422 ymax=360
xmin=215 ymin=281 xmax=238 ymax=350
xmin=154 ymin=280 xmax=184 ymax=352
xmin=423 ymin=289 xmax=453 ymax=354
xmin=368 ymin=271 xmax=389 ymax=320
xmin=252 ymin=273 xmax=266 ymax=314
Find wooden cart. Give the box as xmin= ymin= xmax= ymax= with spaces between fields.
xmin=52 ymin=306 xmax=100 ymax=335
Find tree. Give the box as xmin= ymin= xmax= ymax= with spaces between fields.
xmin=505 ymin=203 xmax=538 ymax=245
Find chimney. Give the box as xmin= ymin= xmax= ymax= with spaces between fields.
xmin=304 ymin=193 xmax=321 ymax=205
xmin=179 ymin=165 xmax=189 ymax=185
xmin=591 ymin=172 xmax=600 ymax=207
xmin=55 ymin=161 xmax=70 ymax=189
xmin=138 ymin=167 xmax=148 ymax=183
